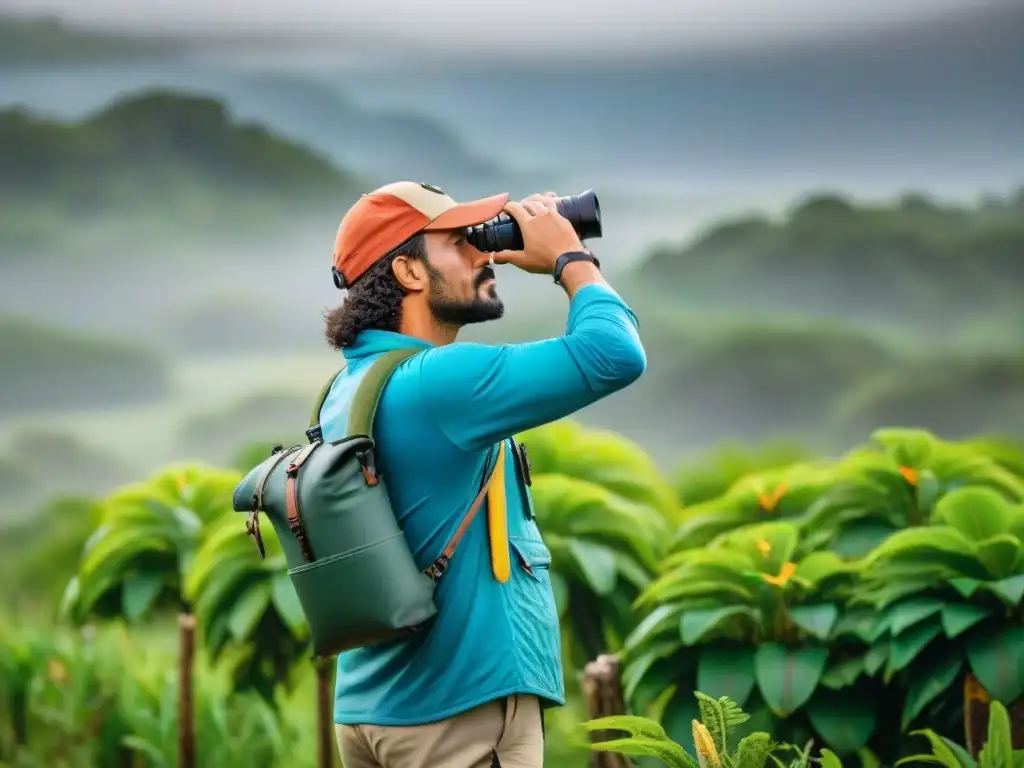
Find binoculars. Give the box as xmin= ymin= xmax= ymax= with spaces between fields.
xmin=465 ymin=189 xmax=602 ymax=252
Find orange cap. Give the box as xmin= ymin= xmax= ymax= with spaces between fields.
xmin=333 ymin=181 xmax=509 ymax=287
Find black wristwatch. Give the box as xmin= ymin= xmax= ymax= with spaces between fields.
xmin=553 ymin=250 xmax=601 ymax=285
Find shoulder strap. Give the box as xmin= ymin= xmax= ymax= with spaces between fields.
xmin=424 ymin=444 xmax=503 ymax=582
xmin=304 ymin=348 xmax=420 ymax=443
xmin=346 ymin=348 xmax=422 ymax=438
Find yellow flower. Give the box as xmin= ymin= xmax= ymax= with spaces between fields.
xmin=691 ymin=719 xmax=721 ymax=767
xmin=756 ymin=539 xmax=772 ymax=557
xmin=757 ymin=480 xmax=788 ymax=512
xmin=763 ymin=561 xmax=797 ymax=587
xmin=898 ymin=466 xmax=919 ymax=486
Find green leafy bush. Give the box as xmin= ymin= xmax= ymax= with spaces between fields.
xmin=624 ymin=428 xmax=1024 ymax=763
xmin=579 ymin=690 xmax=847 ymax=767
xmin=516 ymin=420 xmax=678 ymax=667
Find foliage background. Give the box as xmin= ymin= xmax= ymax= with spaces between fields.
xmin=1 ymin=6 xmax=1022 ymax=766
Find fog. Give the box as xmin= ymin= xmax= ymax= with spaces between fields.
xmin=1 ymin=0 xmax=1006 ymax=54
xmin=1 ymin=5 xmax=1022 ymax=522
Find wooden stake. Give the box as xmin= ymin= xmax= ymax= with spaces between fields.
xmin=178 ymin=613 xmax=196 ymax=768
xmin=581 ymin=654 xmax=632 ymax=768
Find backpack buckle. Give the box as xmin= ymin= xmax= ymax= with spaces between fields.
xmin=426 ymin=554 xmax=450 ymax=581
xmin=357 ymin=450 xmax=379 ymax=486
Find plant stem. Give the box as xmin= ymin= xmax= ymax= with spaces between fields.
xmin=178 ymin=612 xmax=196 ymax=768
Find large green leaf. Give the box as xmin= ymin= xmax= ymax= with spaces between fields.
xmin=887 ymin=619 xmax=943 ymax=677
xmin=228 ymin=582 xmax=271 ymax=641
xmin=696 ymin=645 xmax=757 ymax=708
xmin=900 ymin=648 xmax=965 ymax=729
xmin=788 ymin=604 xmax=839 ymax=641
xmin=519 ymin=419 xmax=678 ymax=518
xmin=121 ymin=571 xmax=168 ymax=622
xmin=623 ymin=604 xmax=683 ymax=658
xmin=680 ymin=606 xmax=756 ymax=645
xmin=622 ymin=640 xmax=680 ymax=703
xmin=933 ymin=486 xmax=1016 ymax=542
xmin=807 ymin=687 xmax=877 ymax=752
xmin=863 ymin=641 xmax=890 ymax=676
xmin=974 ymin=534 xmax=1022 ymax=580
xmin=986 ymin=573 xmax=1024 ymax=606
xmin=711 ymin=521 xmax=800 ymax=576
xmin=831 ymin=607 xmax=877 ymax=643
xmin=885 ymin=597 xmax=947 ymax=636
xmin=568 ymin=540 xmax=619 ymax=596
xmin=863 ymin=527 xmax=988 ymax=580
xmin=754 ymin=643 xmax=827 ymax=717
xmin=829 ymin=520 xmax=900 ymax=559
xmin=966 ymin=624 xmax=1024 ymax=703
xmin=941 ymin=603 xmax=994 ymax=639
xmin=660 ymin=684 xmax=703 ymax=751
xmin=819 ymin=655 xmax=866 ymax=690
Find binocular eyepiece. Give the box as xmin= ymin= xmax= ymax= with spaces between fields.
xmin=464 ymin=189 xmax=602 ymax=252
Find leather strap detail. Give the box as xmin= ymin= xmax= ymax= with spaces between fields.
xmin=246 ymin=512 xmax=266 ymax=559
xmin=247 ymin=445 xmax=301 ymax=560
xmin=424 ymin=445 xmax=502 ymax=581
xmin=253 ymin=445 xmax=301 ymax=510
xmin=285 ymin=442 xmax=321 ymax=563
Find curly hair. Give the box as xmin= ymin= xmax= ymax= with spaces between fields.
xmin=323 ymin=234 xmax=427 ymax=350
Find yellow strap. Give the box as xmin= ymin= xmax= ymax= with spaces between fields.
xmin=487 ymin=443 xmax=511 ymax=583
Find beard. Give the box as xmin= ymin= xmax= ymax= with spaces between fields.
xmin=427 ymin=265 xmax=505 ymax=327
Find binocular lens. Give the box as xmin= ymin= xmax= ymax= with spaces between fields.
xmin=465 ymin=189 xmax=602 ymax=252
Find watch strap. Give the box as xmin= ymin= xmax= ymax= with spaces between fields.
xmin=553 ymin=250 xmax=600 ymax=284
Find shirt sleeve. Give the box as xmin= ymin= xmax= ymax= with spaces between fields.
xmin=416 ymin=283 xmax=647 ymax=452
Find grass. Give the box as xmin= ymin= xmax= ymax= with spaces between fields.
xmin=0 ymin=613 xmax=592 ymax=767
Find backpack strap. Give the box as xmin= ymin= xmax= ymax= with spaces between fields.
xmin=304 ymin=348 xmax=421 ymax=444
xmin=296 ymin=346 xmax=502 ymax=577
xmin=287 ymin=348 xmax=422 ymax=561
xmin=346 ymin=348 xmax=424 ymax=438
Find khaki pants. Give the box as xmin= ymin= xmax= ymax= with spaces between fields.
xmin=336 ymin=695 xmax=544 ymax=768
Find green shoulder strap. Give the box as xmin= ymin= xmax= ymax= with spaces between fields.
xmin=305 ymin=348 xmax=422 ymax=441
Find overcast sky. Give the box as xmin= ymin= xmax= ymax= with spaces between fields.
xmin=3 ymin=0 xmax=1012 ymax=54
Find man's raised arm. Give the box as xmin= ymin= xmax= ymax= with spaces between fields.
xmin=416 ymin=211 xmax=646 ymax=452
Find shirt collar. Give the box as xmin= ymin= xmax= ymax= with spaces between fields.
xmin=343 ymin=330 xmax=435 ymax=363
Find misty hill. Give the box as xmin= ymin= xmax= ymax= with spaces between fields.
xmin=0 ymin=90 xmax=363 ymax=254
xmin=0 ymin=61 xmax=524 ymax=199
xmin=626 ymin=189 xmax=1024 ymax=335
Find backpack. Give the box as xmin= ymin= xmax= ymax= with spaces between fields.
xmin=231 ymin=348 xmax=500 ymax=657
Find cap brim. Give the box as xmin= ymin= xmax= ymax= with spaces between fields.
xmin=424 ymin=192 xmax=509 ymax=231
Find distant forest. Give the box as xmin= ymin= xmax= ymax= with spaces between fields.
xmin=0 ymin=91 xmax=364 ymax=253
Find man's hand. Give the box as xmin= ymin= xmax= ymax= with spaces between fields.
xmin=491 ymin=192 xmax=586 ymax=275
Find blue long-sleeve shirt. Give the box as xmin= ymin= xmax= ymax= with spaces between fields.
xmin=319 ymin=283 xmax=645 ymax=726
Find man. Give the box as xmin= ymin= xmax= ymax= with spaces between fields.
xmin=319 ymin=181 xmax=646 ymax=767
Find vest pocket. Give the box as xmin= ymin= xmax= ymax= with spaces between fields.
xmin=509 ymin=536 xmax=552 ymax=580
xmin=507 ymin=535 xmax=563 ymax=695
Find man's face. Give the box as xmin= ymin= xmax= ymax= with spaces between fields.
xmin=421 ymin=229 xmax=504 ymax=326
